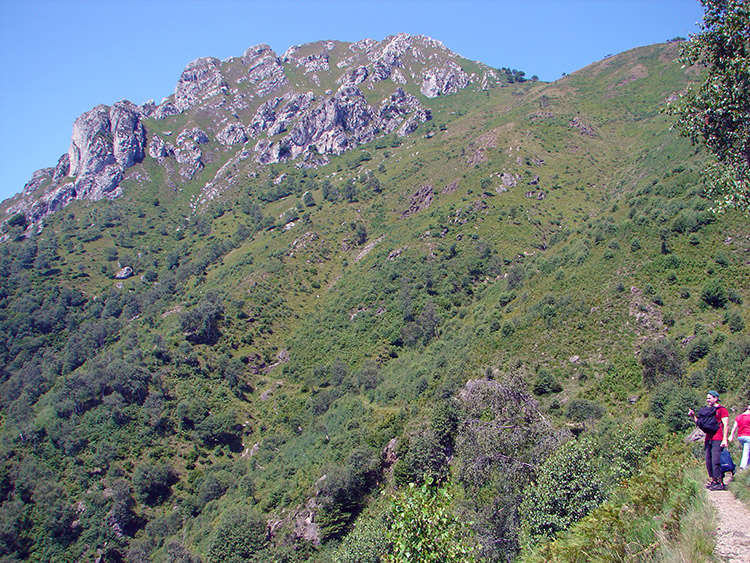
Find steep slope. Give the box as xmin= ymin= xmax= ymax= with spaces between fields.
xmin=0 ymin=39 xmax=747 ymax=563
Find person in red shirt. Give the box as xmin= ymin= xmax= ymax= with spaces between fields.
xmin=729 ymin=403 xmax=750 ymax=470
xmin=688 ymin=390 xmax=729 ymax=491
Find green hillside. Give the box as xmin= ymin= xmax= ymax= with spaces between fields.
xmin=0 ymin=41 xmax=747 ymax=562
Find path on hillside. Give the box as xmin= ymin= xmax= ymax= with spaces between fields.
xmin=707 ymin=484 xmax=750 ymax=563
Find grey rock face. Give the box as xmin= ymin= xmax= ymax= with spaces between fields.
xmin=21 ymin=168 xmax=54 ymax=197
xmin=174 ymin=57 xmax=228 ymax=112
xmin=283 ymin=46 xmax=331 ymax=74
xmin=67 ymin=101 xmax=146 ymax=200
xmin=68 ymin=105 xmax=116 ymax=177
xmin=420 ymin=61 xmax=470 ymax=98
xmin=217 ymin=122 xmax=249 ymax=145
xmin=174 ymin=127 xmax=209 ymax=179
xmin=53 ymin=154 xmax=70 ymax=181
xmin=148 ymin=135 xmax=172 ymax=161
xmin=111 ymin=101 xmax=147 ymax=168
xmin=253 ymin=83 xmax=431 ymax=166
xmin=242 ymin=45 xmax=288 ymax=97
xmin=27 ymin=184 xmax=78 ymax=223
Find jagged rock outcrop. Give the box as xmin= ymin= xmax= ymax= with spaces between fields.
xmin=217 ymin=122 xmax=249 ymax=145
xmin=421 ymin=60 xmax=471 ymax=97
xmin=242 ymin=45 xmax=288 ymax=97
xmin=253 ymin=84 xmax=431 ymax=165
xmin=174 ymin=57 xmax=228 ymax=112
xmin=67 ymin=101 xmax=146 ymax=200
xmin=174 ymin=127 xmax=209 ymax=179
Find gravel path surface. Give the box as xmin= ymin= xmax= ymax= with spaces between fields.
xmin=707 ymin=483 xmax=750 ymax=563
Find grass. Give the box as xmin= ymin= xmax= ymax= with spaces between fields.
xmin=728 ymin=467 xmax=750 ymax=508
xmin=654 ymin=467 xmax=720 ymax=563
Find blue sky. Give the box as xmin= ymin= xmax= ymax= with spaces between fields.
xmin=0 ymin=0 xmax=704 ymax=203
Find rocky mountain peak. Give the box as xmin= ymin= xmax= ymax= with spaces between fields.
xmin=4 ymin=34 xmax=497 ymax=229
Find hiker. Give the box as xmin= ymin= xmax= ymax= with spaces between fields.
xmin=688 ymin=390 xmax=729 ymax=491
xmin=729 ymin=403 xmax=750 ymax=470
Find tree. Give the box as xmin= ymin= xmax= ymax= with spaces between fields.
xmin=180 ymin=292 xmax=224 ymax=344
xmin=343 ymin=179 xmax=357 ymax=203
xmin=668 ymin=0 xmax=750 ymax=212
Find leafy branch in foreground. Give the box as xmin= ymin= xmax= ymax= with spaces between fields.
xmin=666 ymin=0 xmax=750 ymax=212
xmin=383 ymin=478 xmax=478 ymax=563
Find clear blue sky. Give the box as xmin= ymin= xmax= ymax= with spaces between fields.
xmin=0 ymin=0 xmax=704 ymax=203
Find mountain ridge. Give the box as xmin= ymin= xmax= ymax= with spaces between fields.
xmin=3 ymin=33 xmax=503 ymax=228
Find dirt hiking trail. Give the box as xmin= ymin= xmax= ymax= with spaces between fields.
xmin=707 ymin=487 xmax=750 ymax=563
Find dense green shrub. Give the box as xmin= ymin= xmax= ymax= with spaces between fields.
xmin=687 ymin=335 xmax=711 ymax=363
xmin=383 ymin=479 xmax=478 ymax=563
xmin=640 ymin=338 xmax=683 ymax=387
xmin=520 ymin=441 xmax=702 ymax=563
xmin=724 ymin=310 xmax=745 ymax=333
xmin=194 ymin=410 xmax=241 ymax=447
xmin=334 ymin=514 xmax=388 ymax=563
xmin=180 ymin=292 xmax=224 ymax=344
xmin=565 ymin=399 xmax=605 ymax=422
xmin=700 ymin=279 xmax=727 ymax=308
xmin=393 ymin=429 xmax=447 ymax=487
xmin=649 ymin=383 xmax=699 ymax=432
xmin=316 ymin=447 xmax=380 ymax=540
xmin=207 ymin=507 xmax=268 ymax=563
xmin=132 ymin=462 xmax=176 ymax=506
xmin=519 ymin=439 xmax=605 ymax=552
xmin=533 ymin=369 xmax=562 ymax=395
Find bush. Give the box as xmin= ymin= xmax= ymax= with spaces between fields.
xmin=207 ymin=507 xmax=268 ymax=563
xmin=317 ymin=447 xmax=380 ymax=539
xmin=649 ymin=383 xmax=698 ymax=432
xmin=724 ymin=310 xmax=745 ymax=333
xmin=334 ymin=515 xmax=387 ymax=563
xmin=640 ymin=338 xmax=683 ymax=387
xmin=383 ymin=479 xmax=478 ymax=563
xmin=533 ymin=370 xmax=562 ymax=396
xmin=393 ymin=429 xmax=447 ymax=487
xmin=520 ymin=442 xmax=701 ymax=563
xmin=700 ymin=279 xmax=727 ymax=308
xmin=687 ymin=335 xmax=711 ymax=363
xmin=454 ymin=377 xmax=563 ymax=561
xmin=519 ymin=439 xmax=605 ymax=552
xmin=194 ymin=410 xmax=241 ymax=447
xmin=565 ymin=399 xmax=605 ymax=422
xmin=132 ymin=462 xmax=176 ymax=506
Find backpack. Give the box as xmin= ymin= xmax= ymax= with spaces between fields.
xmin=720 ymin=447 xmax=736 ymax=475
xmin=696 ymin=406 xmax=720 ymax=434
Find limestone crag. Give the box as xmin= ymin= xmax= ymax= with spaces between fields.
xmin=421 ymin=60 xmax=471 ymax=97
xmin=253 ymin=84 xmax=431 ymax=165
xmin=242 ymin=45 xmax=288 ymax=97
xmin=174 ymin=57 xmax=228 ymax=112
xmin=67 ymin=101 xmax=146 ymax=200
xmin=217 ymin=122 xmax=249 ymax=145
xmin=6 ymin=34 xmax=494 ymax=227
xmin=174 ymin=127 xmax=209 ymax=179
xmin=283 ymin=43 xmax=333 ymax=74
